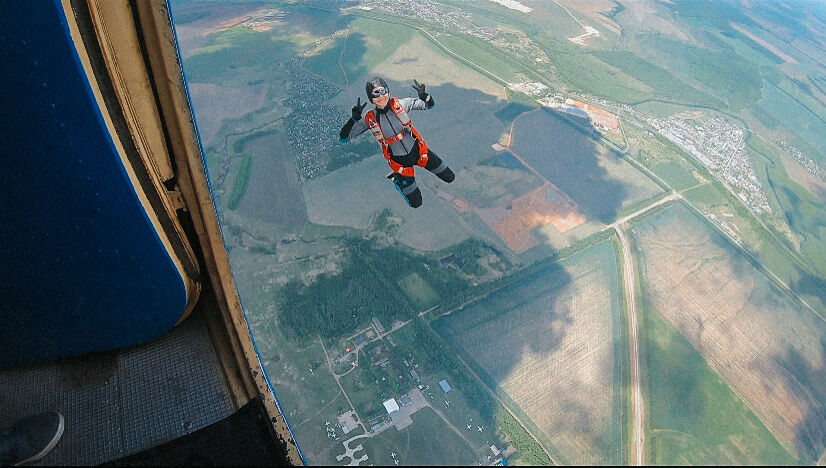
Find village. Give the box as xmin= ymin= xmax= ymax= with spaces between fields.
xmin=316 ymin=316 xmax=513 ymax=466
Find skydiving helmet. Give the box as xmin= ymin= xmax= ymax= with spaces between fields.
xmin=365 ymin=76 xmax=390 ymax=100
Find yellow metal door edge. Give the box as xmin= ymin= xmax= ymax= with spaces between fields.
xmin=59 ymin=0 xmax=200 ymax=322
xmin=60 ymin=0 xmax=302 ymax=463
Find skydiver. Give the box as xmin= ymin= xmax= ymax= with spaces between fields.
xmin=339 ymin=77 xmax=455 ymax=208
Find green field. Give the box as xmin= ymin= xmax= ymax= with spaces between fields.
xmin=398 ymin=273 xmax=439 ymax=310
xmin=509 ymin=109 xmax=663 ymax=225
xmin=630 ymin=203 xmax=826 ymax=462
xmin=450 ymin=162 xmax=543 ymax=209
xmin=361 ymin=408 xmax=479 ymax=465
xmin=758 ymin=80 xmax=826 ymax=164
xmin=182 ymin=26 xmax=300 ymax=86
xmin=748 ymin=137 xmax=826 ymax=277
xmin=640 ymin=306 xmax=795 ymax=465
xmin=592 ymin=51 xmax=722 ymax=108
xmin=682 ymin=179 xmax=826 ymax=314
xmin=424 ymin=32 xmax=523 ymax=84
xmin=554 ymin=51 xmax=650 ymax=104
xmin=638 ymin=35 xmax=762 ymax=111
xmin=303 ymin=15 xmax=415 ymax=86
xmin=226 ymin=156 xmax=252 ymax=210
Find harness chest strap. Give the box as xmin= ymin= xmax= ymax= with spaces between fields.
xmin=364 ymin=99 xmax=429 ymax=175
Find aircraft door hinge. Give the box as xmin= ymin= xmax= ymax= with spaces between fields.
xmin=167 ymin=186 xmax=186 ymax=211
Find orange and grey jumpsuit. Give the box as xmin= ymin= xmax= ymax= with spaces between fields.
xmin=339 ymin=96 xmax=454 ymax=208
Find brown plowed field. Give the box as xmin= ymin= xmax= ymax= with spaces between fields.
xmin=631 ymin=204 xmax=826 ymax=462
xmin=475 ymin=183 xmax=586 ymax=253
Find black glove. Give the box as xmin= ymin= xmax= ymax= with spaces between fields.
xmin=351 ymin=97 xmax=367 ymax=121
xmin=412 ymin=79 xmax=427 ymax=100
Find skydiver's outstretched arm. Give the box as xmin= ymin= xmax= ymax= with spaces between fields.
xmin=340 ymin=98 xmax=368 ymax=142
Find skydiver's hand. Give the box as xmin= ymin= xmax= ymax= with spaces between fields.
xmin=412 ymin=79 xmax=427 ymax=100
xmin=351 ymin=97 xmax=368 ymax=121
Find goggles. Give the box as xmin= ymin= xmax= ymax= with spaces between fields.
xmin=370 ymin=87 xmax=389 ymax=98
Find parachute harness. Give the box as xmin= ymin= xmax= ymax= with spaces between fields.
xmin=364 ymin=98 xmax=429 ymax=177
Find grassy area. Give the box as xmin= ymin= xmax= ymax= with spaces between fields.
xmin=428 ymin=32 xmax=524 ymax=84
xmin=227 ymin=156 xmax=252 ymax=210
xmin=302 ymin=15 xmax=415 ymax=86
xmin=398 ymin=273 xmax=439 ymax=310
xmin=592 ymin=51 xmax=722 ymax=108
xmin=641 ymin=36 xmax=762 ymax=111
xmin=683 ymin=181 xmax=826 ymax=314
xmin=651 ymin=161 xmax=701 ymax=192
xmin=494 ymin=103 xmax=536 ymax=124
xmin=639 ymin=304 xmax=795 ymax=465
xmin=493 ymin=407 xmax=552 ymax=466
xmin=758 ymin=80 xmax=826 ymax=161
xmin=171 ymin=10 xmax=210 ymax=25
xmin=553 ymin=52 xmax=650 ymax=104
xmin=749 ymin=138 xmax=826 ymax=278
xmin=360 ymin=408 xmax=480 ymax=465
xmin=611 ymin=235 xmax=632 ymax=465
xmin=451 ymin=164 xmax=543 ymax=209
xmin=182 ymin=26 xmax=298 ymax=85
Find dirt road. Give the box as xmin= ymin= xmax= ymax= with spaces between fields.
xmin=616 ymin=226 xmax=645 ymax=465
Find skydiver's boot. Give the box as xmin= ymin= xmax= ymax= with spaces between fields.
xmin=389 ymin=172 xmax=422 ymax=208
xmin=424 ymin=152 xmax=454 ymax=183
xmin=0 ymin=412 xmax=65 ymax=466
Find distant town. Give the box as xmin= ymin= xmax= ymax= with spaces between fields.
xmin=355 ymin=0 xmax=497 ymax=40
xmin=638 ymin=112 xmax=772 ymax=214
xmin=779 ymin=140 xmax=826 ymax=182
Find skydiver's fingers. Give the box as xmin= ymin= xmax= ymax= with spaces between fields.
xmin=356 ymin=97 xmax=361 ymax=107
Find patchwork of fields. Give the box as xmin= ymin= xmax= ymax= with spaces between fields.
xmin=171 ymin=0 xmax=826 ymax=464
xmin=509 ymin=108 xmax=663 ymax=225
xmin=434 ymin=240 xmax=623 ymax=464
xmin=630 ymin=203 xmax=826 ymax=463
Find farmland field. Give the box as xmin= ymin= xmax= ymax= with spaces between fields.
xmin=629 ymin=202 xmax=826 ymax=463
xmin=188 ymin=82 xmax=269 ymax=145
xmin=640 ymin=302 xmax=794 ymax=465
xmin=303 ymin=157 xmax=471 ymax=251
xmin=509 ymin=108 xmax=663 ymax=225
xmin=236 ymin=131 xmax=307 ymax=226
xmin=758 ymin=80 xmax=826 ymax=166
xmin=434 ymin=240 xmax=623 ymax=464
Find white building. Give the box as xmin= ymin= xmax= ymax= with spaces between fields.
xmin=383 ymin=398 xmax=400 ymax=414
